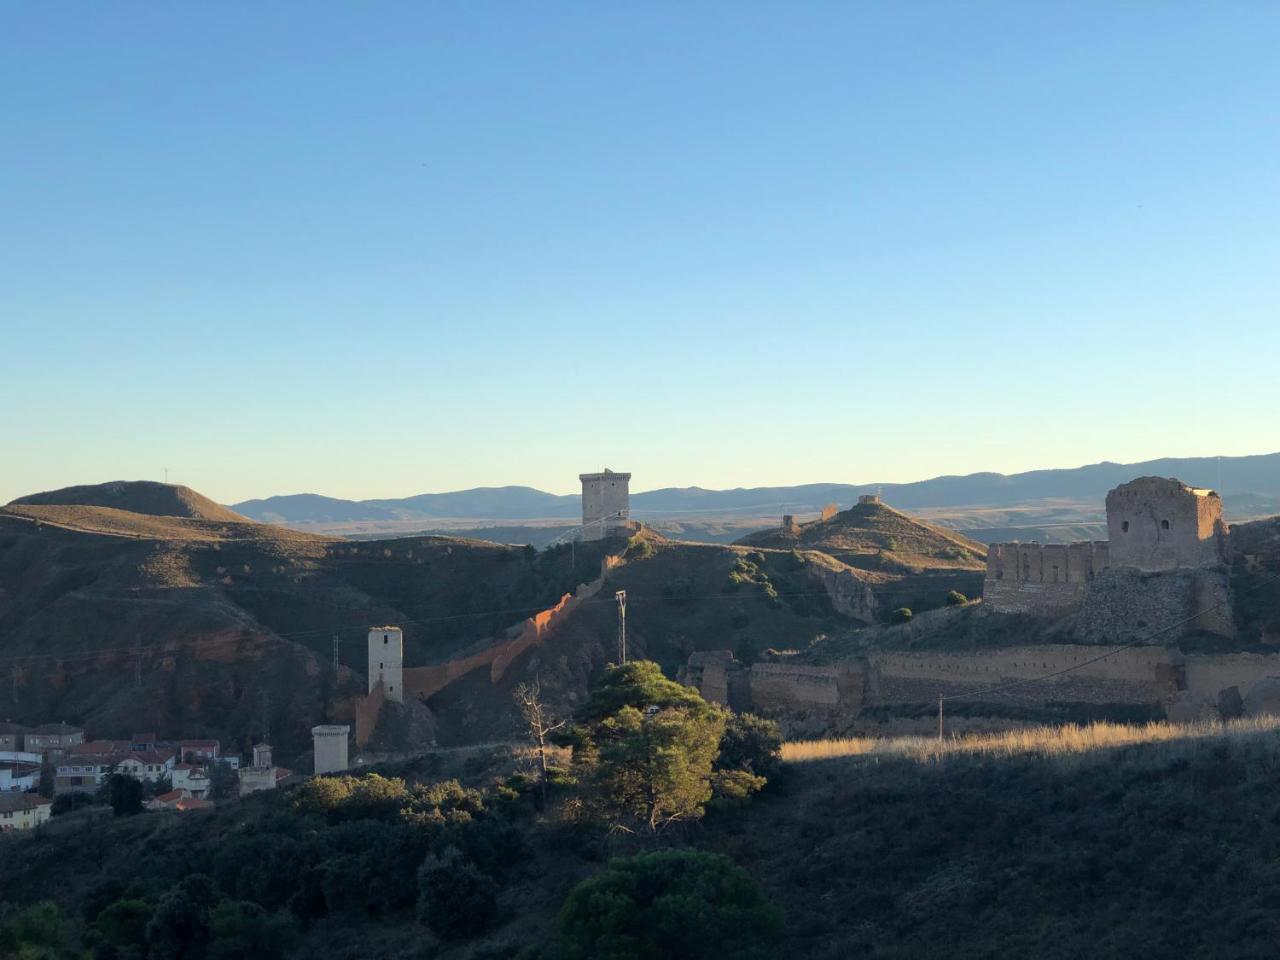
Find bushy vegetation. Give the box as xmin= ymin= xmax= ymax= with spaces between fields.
xmin=557 ymin=850 xmax=781 ymax=960
xmin=15 ymin=662 xmax=1280 ymax=958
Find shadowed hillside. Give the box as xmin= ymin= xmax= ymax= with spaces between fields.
xmin=0 ymin=490 xmax=609 ymax=758
xmin=0 ymin=486 xmax=888 ymax=757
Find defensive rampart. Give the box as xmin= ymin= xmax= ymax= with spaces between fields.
xmin=983 ymin=541 xmax=1109 ymax=615
xmin=682 ymin=645 xmax=1280 ymax=730
xmin=401 ymin=555 xmax=622 ymax=702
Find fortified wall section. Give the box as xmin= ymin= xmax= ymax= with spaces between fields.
xmin=682 ymin=645 xmax=1280 ymax=728
xmin=400 ymin=555 xmax=623 ymax=703
xmin=983 ymin=542 xmax=1110 ymax=614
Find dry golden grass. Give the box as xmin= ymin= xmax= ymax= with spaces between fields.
xmin=782 ymin=714 xmax=1280 ymax=764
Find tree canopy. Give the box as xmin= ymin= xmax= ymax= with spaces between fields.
xmin=557 ymin=849 xmax=782 ymax=960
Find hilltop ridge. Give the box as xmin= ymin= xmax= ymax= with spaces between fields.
xmin=11 ymin=480 xmax=248 ymax=524
xmin=737 ymin=498 xmax=987 ymax=573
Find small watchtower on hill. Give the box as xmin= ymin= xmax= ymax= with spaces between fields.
xmin=368 ymin=626 xmax=404 ymax=703
xmin=579 ymin=469 xmax=631 ymax=541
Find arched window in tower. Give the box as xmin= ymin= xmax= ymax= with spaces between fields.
xmin=1162 ymin=519 xmax=1170 ymax=530
xmin=1122 ymin=521 xmax=1130 ymax=533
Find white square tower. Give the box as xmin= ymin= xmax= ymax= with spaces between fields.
xmin=311 ymin=724 xmax=350 ymax=775
xmin=368 ymin=626 xmax=404 ymax=702
xmin=579 ymin=469 xmax=631 ymax=541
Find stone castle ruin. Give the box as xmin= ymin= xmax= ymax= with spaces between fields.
xmin=680 ymin=476 xmax=1277 ymax=732
xmin=984 ymin=478 xmax=1231 ymax=630
xmin=579 ymin=469 xmax=637 ymax=541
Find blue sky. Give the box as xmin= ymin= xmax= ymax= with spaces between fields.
xmin=2 ymin=3 xmax=1277 ymax=505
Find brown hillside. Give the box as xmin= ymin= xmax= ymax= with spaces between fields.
xmin=738 ymin=499 xmax=987 ymax=573
xmin=0 ymin=496 xmax=617 ymax=759
xmin=10 ymin=480 xmax=248 ymax=523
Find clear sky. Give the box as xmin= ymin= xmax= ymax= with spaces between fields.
xmin=2 ymin=3 xmax=1277 ymax=505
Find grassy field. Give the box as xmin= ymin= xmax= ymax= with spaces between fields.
xmin=782 ymin=715 xmax=1280 ymax=763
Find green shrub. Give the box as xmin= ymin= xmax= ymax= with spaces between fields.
xmin=717 ymin=713 xmax=783 ymax=783
xmin=89 ymin=898 xmax=154 ymax=953
xmin=557 ymin=850 xmax=782 ymax=960
xmin=623 ymin=536 xmax=655 ymax=561
xmin=891 ymin=607 xmax=913 ymax=624
xmin=0 ymin=902 xmax=81 ymax=960
xmin=107 ymin=772 xmax=143 ymax=817
xmin=946 ymin=590 xmax=968 ymax=606
xmin=209 ymin=900 xmax=290 ymax=960
xmin=417 ymin=846 xmax=498 ymax=939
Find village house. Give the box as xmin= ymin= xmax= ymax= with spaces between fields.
xmin=237 ymin=743 xmax=292 ymax=797
xmin=172 ymin=764 xmax=211 ymax=798
xmin=0 ymin=792 xmax=52 ymax=832
xmin=0 ymin=723 xmax=28 ymax=752
xmin=23 ymin=724 xmax=85 ymax=754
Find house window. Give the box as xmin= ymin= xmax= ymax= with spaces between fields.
xmin=1122 ymin=521 xmax=1130 ymax=532
xmin=384 ymin=635 xmax=389 ymax=644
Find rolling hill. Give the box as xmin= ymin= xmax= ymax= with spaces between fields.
xmin=736 ymin=498 xmax=987 ymax=572
xmin=13 ymin=480 xmax=248 ymax=523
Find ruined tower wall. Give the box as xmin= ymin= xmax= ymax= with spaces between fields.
xmin=1106 ymin=477 xmax=1227 ymax=571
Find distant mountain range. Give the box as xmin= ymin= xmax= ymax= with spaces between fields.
xmin=232 ymin=453 xmax=1280 ymax=525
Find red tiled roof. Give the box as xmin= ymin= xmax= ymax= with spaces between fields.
xmin=0 ymin=793 xmax=51 ymax=812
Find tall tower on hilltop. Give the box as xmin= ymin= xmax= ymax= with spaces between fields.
xmin=1105 ymin=477 xmax=1228 ymax=572
xmin=579 ymin=469 xmax=631 ymax=541
xmin=367 ymin=626 xmax=404 ymax=703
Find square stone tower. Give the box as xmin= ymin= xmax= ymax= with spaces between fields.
xmin=311 ymin=724 xmax=350 ymax=775
xmin=1105 ymin=477 xmax=1227 ymax=572
xmin=579 ymin=469 xmax=631 ymax=541
xmin=368 ymin=626 xmax=404 ymax=702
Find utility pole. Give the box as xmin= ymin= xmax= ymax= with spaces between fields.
xmin=937 ymin=696 xmax=944 ymax=743
xmin=134 ymin=635 xmax=143 ymax=687
xmin=615 ymin=590 xmax=627 ymax=664
xmin=261 ymin=688 xmax=270 ymax=744
xmin=333 ymin=634 xmax=340 ymax=673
